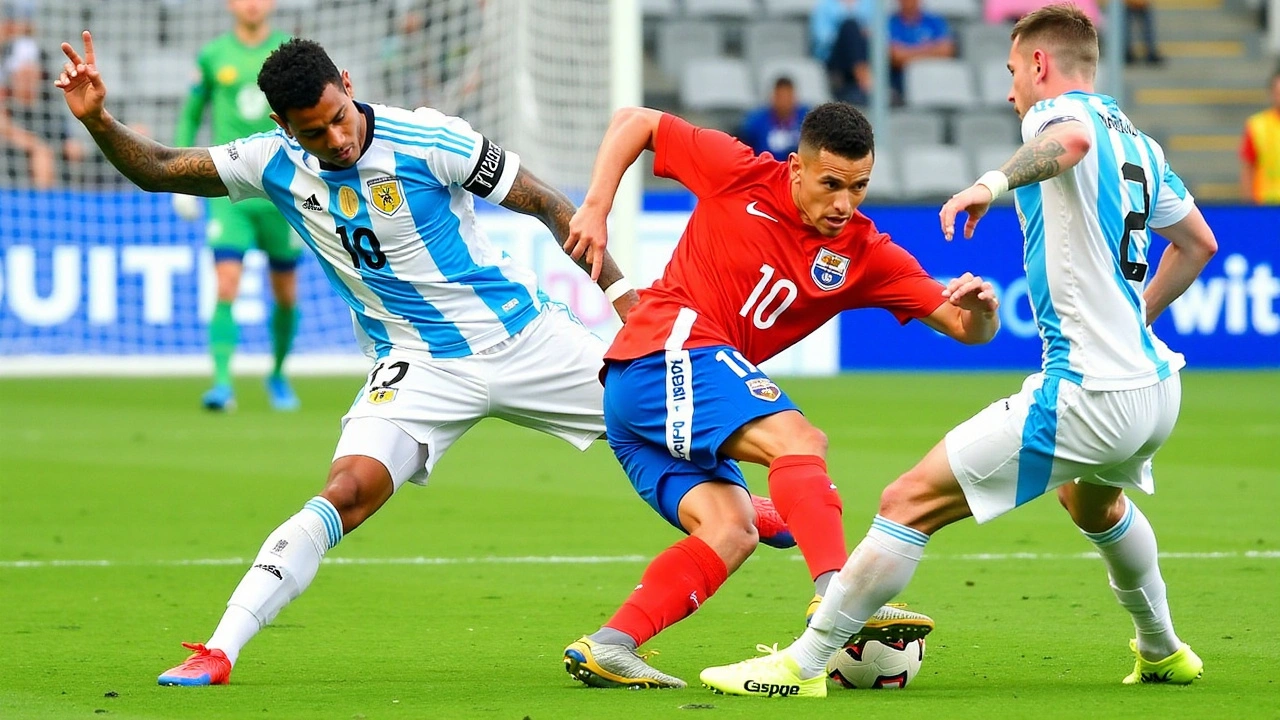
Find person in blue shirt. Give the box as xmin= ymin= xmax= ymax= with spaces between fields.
xmin=889 ymin=0 xmax=955 ymax=102
xmin=738 ymin=77 xmax=810 ymax=158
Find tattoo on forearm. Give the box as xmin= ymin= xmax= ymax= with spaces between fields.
xmin=1000 ymin=136 xmax=1067 ymax=189
xmin=500 ymin=167 xmax=626 ymax=289
xmin=89 ymin=118 xmax=226 ymax=196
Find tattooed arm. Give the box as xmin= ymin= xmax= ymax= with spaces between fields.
xmin=55 ymin=31 xmax=228 ymax=196
xmin=939 ymin=121 xmax=1091 ymax=241
xmin=500 ymin=166 xmax=640 ymax=321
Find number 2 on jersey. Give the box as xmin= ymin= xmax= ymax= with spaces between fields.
xmin=740 ymin=264 xmax=797 ymax=329
xmin=1119 ymin=162 xmax=1150 ymax=282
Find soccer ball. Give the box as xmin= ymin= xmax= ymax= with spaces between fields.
xmin=826 ymin=638 xmax=926 ymax=689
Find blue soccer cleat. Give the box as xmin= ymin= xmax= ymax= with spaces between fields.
xmin=201 ymin=384 xmax=236 ymax=412
xmin=265 ymin=375 xmax=300 ymax=411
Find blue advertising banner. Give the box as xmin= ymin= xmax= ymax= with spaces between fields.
xmin=840 ymin=204 xmax=1280 ymax=370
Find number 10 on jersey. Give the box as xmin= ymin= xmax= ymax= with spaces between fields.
xmin=740 ymin=264 xmax=798 ymax=329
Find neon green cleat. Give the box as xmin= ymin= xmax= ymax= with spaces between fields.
xmin=806 ymin=596 xmax=936 ymax=643
xmin=563 ymin=636 xmax=686 ymax=689
xmin=1122 ymin=640 xmax=1203 ymax=685
xmin=700 ymin=644 xmax=827 ymax=699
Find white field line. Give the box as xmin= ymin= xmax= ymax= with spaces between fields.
xmin=2 ymin=550 xmax=1278 ymax=570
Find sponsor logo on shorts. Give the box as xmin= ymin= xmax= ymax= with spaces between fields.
xmin=811 ymin=247 xmax=850 ymax=291
xmin=743 ymin=680 xmax=801 ymax=697
xmin=368 ymin=388 xmax=398 ymax=405
xmin=366 ymin=177 xmax=404 ymax=217
xmin=669 ymin=356 xmax=688 ymax=402
xmin=747 ymin=378 xmax=781 ymax=402
xmin=666 ymin=351 xmax=694 ymax=460
xmin=253 ymin=563 xmax=283 ymax=580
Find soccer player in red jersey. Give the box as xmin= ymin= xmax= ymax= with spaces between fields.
xmin=560 ymin=102 xmax=1002 ymax=688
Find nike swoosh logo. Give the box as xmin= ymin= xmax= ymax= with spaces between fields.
xmin=746 ymin=201 xmax=779 ymax=223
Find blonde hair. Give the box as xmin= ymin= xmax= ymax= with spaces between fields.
xmin=1011 ymin=4 xmax=1099 ymax=80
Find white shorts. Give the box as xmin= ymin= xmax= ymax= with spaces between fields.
xmin=332 ymin=305 xmax=607 ymax=489
xmin=945 ymin=372 xmax=1181 ymax=524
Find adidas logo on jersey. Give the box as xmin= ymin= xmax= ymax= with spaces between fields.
xmin=302 ymin=194 xmax=323 ymax=212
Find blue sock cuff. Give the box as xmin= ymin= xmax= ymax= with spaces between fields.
xmin=1082 ymin=498 xmax=1136 ymax=548
xmin=870 ymin=515 xmax=930 ymax=548
xmin=304 ymin=497 xmax=343 ymax=550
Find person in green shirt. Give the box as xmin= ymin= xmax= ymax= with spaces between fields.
xmin=173 ymin=0 xmax=299 ymax=412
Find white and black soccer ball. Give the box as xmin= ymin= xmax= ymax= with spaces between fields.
xmin=826 ymin=638 xmax=926 ymax=689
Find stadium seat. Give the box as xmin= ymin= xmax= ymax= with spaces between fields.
xmin=641 ymin=0 xmax=681 ymax=18
xmin=960 ymin=22 xmax=1014 ymax=61
xmin=756 ymin=57 xmax=832 ymax=106
xmin=762 ymin=0 xmax=818 ymax=19
xmin=680 ymin=58 xmax=756 ymax=111
xmin=127 ymin=51 xmax=198 ymax=100
xmin=976 ymin=59 xmax=1015 ymax=107
xmin=904 ymin=59 xmax=976 ymax=110
xmin=865 ymin=151 xmax=903 ymax=201
xmin=900 ymin=144 xmax=972 ymax=198
xmin=684 ymin=0 xmax=759 ymax=19
xmin=657 ymin=21 xmax=726 ymax=80
xmin=743 ymin=20 xmax=808 ymax=64
xmin=953 ymin=111 xmax=1020 ymax=149
xmin=922 ymin=0 xmax=981 ymax=21
xmin=888 ymin=110 xmax=946 ymax=148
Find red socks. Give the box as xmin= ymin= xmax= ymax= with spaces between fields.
xmin=604 ymin=536 xmax=728 ymax=646
xmin=768 ymin=455 xmax=848 ymax=581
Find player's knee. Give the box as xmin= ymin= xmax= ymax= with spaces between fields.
xmin=782 ymin=422 xmax=827 ymax=458
xmin=877 ymin=477 xmax=919 ymax=525
xmin=695 ymin=518 xmax=759 ymax=569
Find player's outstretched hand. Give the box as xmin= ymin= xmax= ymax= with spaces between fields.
xmin=939 ymin=184 xmax=994 ymax=241
xmin=565 ymin=202 xmax=609 ymax=282
xmin=55 ymin=31 xmax=108 ymax=124
xmin=942 ymin=272 xmax=999 ymax=314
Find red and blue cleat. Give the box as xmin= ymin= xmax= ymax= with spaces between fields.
xmin=157 ymin=642 xmax=232 ymax=686
xmin=752 ymin=494 xmax=796 ymax=549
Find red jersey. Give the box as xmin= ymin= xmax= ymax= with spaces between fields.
xmin=606 ymin=114 xmax=947 ymax=366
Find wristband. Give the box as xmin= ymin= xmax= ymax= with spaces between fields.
xmin=975 ymin=170 xmax=1009 ymax=201
xmin=604 ymin=278 xmax=633 ymax=303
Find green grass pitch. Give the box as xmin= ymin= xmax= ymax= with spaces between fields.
xmin=2 ymin=372 xmax=1278 ymax=719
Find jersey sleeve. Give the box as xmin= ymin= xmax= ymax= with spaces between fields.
xmin=860 ymin=236 xmax=948 ymax=324
xmin=1240 ymin=126 xmax=1257 ymax=165
xmin=653 ymin=113 xmax=758 ymax=198
xmin=408 ymin=107 xmax=521 ymax=205
xmin=1148 ymin=161 xmax=1195 ymax=229
xmin=1020 ymin=96 xmax=1091 ymax=142
xmin=208 ymin=132 xmax=281 ymax=202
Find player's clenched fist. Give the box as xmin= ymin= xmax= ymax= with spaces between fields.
xmin=565 ymin=202 xmax=610 ymax=281
xmin=55 ymin=31 xmax=108 ymax=124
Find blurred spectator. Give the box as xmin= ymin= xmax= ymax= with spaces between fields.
xmin=811 ymin=0 xmax=872 ymax=65
xmin=889 ymin=0 xmax=956 ymax=100
xmin=985 ymin=0 xmax=1101 ymax=25
xmin=1241 ymin=68 xmax=1280 ymax=205
xmin=739 ymin=76 xmax=810 ymax=158
xmin=1 ymin=1 xmax=84 ymax=187
xmin=1123 ymin=0 xmax=1164 ymax=65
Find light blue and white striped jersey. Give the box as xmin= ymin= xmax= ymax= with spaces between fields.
xmin=211 ymin=102 xmax=542 ymax=359
xmin=1014 ymin=91 xmax=1194 ymax=391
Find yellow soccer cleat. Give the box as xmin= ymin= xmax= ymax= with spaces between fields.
xmin=700 ymin=644 xmax=827 ymax=699
xmin=806 ymin=596 xmax=936 ymax=643
xmin=1122 ymin=639 xmax=1203 ymax=685
xmin=563 ymin=636 xmax=686 ymax=689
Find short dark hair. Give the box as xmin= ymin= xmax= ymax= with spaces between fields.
xmin=773 ymin=76 xmax=794 ymax=90
xmin=798 ymin=102 xmax=873 ymax=160
xmin=258 ymin=38 xmax=344 ymax=118
xmin=1011 ymin=4 xmax=1099 ymax=79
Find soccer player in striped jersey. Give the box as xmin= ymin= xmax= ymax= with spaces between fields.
xmin=51 ymin=33 xmax=791 ymax=687
xmin=701 ymin=5 xmax=1217 ymax=698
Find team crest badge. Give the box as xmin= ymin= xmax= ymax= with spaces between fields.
xmin=338 ymin=186 xmax=360 ymax=218
xmin=367 ymin=177 xmax=404 ymax=217
xmin=746 ymin=378 xmax=781 ymax=402
xmin=368 ymin=388 xmax=398 ymax=404
xmin=811 ymin=247 xmax=850 ymax=291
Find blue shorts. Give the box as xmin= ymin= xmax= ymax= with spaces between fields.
xmin=603 ymin=345 xmax=799 ymax=530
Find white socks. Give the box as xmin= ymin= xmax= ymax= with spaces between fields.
xmin=789 ymin=516 xmax=928 ymax=678
xmin=206 ymin=497 xmax=343 ymax=666
xmin=1081 ymin=497 xmax=1181 ymax=661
